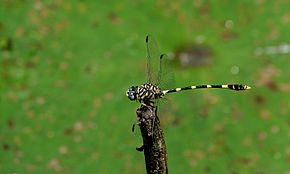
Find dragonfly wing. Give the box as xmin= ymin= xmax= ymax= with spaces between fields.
xmin=146 ymin=35 xmax=161 ymax=85
xmin=158 ymin=54 xmax=175 ymax=90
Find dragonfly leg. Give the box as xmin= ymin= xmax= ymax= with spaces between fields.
xmin=136 ymin=145 xmax=144 ymax=152
xmin=132 ymin=123 xmax=135 ymax=132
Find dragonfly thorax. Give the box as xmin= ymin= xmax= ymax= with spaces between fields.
xmin=126 ymin=83 xmax=164 ymax=105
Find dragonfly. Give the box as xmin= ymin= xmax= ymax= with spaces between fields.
xmin=126 ymin=35 xmax=251 ymax=107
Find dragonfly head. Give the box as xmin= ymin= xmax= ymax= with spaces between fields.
xmin=126 ymin=86 xmax=138 ymax=101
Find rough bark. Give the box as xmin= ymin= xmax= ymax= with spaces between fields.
xmin=136 ymin=105 xmax=168 ymax=174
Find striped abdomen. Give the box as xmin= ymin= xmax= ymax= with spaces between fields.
xmin=163 ymin=84 xmax=251 ymax=95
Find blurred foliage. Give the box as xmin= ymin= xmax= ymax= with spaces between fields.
xmin=0 ymin=1 xmax=289 ymax=174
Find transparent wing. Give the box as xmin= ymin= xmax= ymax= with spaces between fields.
xmin=146 ymin=35 xmax=161 ymax=85
xmin=158 ymin=54 xmax=175 ymax=90
xmin=157 ymin=54 xmax=176 ymax=124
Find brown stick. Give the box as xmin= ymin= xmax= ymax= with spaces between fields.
xmin=136 ymin=105 xmax=168 ymax=174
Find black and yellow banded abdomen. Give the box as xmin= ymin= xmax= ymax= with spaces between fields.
xmin=163 ymin=84 xmax=251 ymax=94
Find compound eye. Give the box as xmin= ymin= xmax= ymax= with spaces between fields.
xmin=128 ymin=93 xmax=135 ymax=100
xmin=126 ymin=86 xmax=136 ymax=101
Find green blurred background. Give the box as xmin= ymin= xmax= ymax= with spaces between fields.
xmin=1 ymin=1 xmax=289 ymax=174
